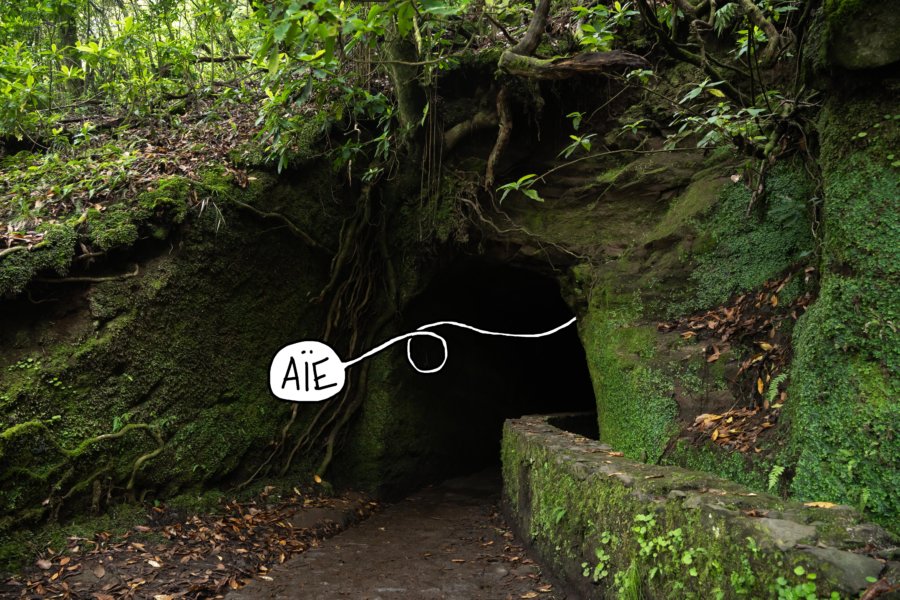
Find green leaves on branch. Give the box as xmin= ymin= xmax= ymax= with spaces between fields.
xmin=497 ymin=173 xmax=543 ymax=204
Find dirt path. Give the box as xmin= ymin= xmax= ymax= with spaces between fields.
xmin=226 ymin=470 xmax=563 ymax=600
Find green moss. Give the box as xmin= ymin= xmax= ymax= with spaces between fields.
xmin=0 ymin=222 xmax=76 ymax=297
xmin=823 ymin=0 xmax=863 ymax=24
xmin=87 ymin=204 xmax=139 ymax=251
xmin=502 ymin=427 xmax=853 ymax=599
xmin=674 ymin=163 xmax=815 ymax=315
xmin=645 ymin=175 xmax=724 ymax=243
xmin=580 ymin=292 xmax=678 ymax=462
xmin=661 ymin=440 xmax=770 ymax=492
xmin=0 ymin=171 xmax=334 ymax=544
xmin=783 ymin=94 xmax=899 ymax=532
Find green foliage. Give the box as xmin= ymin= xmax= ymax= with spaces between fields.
xmin=497 ymin=173 xmax=543 ymax=204
xmin=571 ymin=1 xmax=639 ymax=51
xmin=766 ymin=373 xmax=788 ymax=404
xmin=768 ymin=464 xmax=785 ymax=491
xmin=675 ymin=163 xmax=815 ymax=315
xmin=0 ymin=0 xmax=257 ymax=139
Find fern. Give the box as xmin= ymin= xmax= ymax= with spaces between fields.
xmin=768 ymin=464 xmax=785 ymax=491
xmin=766 ymin=373 xmax=788 ymax=404
xmin=713 ymin=3 xmax=740 ymax=36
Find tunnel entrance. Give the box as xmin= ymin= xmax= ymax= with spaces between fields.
xmin=397 ymin=258 xmax=597 ymax=483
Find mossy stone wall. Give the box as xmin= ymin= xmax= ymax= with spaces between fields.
xmin=503 ymin=414 xmax=895 ymax=599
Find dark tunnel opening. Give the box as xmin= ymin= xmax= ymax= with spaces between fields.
xmin=396 ymin=259 xmax=597 ymax=484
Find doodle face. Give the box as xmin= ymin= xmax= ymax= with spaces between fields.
xmin=269 ymin=341 xmax=346 ymax=402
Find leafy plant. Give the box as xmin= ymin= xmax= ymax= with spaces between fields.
xmin=768 ymin=464 xmax=785 ymax=491
xmin=558 ymin=133 xmax=596 ymax=159
xmin=497 ymin=173 xmax=543 ymax=204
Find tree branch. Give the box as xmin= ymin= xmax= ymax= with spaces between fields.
xmin=498 ymin=50 xmax=648 ymax=79
xmin=510 ymin=0 xmax=552 ymax=56
xmin=443 ymin=110 xmax=498 ymax=153
xmin=738 ymin=0 xmax=788 ymax=66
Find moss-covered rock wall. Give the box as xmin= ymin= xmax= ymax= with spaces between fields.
xmin=0 ymin=170 xmax=338 ymax=548
xmin=783 ymin=91 xmax=899 ymax=530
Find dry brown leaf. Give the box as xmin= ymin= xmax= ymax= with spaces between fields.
xmin=521 ymin=593 xmax=539 ymax=599
xmin=757 ymin=378 xmax=765 ymax=395
xmin=803 ymin=501 xmax=838 ymax=509
xmin=36 ymin=559 xmax=52 ymax=570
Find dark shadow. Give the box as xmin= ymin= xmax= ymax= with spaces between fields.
xmin=391 ymin=258 xmax=596 ymax=487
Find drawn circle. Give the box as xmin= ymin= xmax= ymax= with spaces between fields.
xmin=405 ymin=331 xmax=449 ymax=374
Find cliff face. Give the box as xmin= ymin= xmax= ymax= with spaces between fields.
xmin=0 ymin=170 xmax=340 ymax=562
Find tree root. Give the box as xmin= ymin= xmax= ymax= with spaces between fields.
xmin=230 ymin=198 xmax=333 ymax=254
xmin=485 ymin=86 xmax=512 ymax=191
xmin=43 ymin=423 xmax=165 ymax=520
xmin=35 ymin=264 xmax=140 ymax=283
xmin=0 ymin=241 xmax=48 ymax=261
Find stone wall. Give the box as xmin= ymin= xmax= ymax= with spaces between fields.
xmin=502 ymin=414 xmax=898 ymax=599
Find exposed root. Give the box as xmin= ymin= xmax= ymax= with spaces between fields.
xmin=35 ymin=264 xmax=140 ymax=283
xmin=0 ymin=241 xmax=47 ymax=260
xmin=485 ymin=86 xmax=512 ymax=191
xmin=230 ymin=198 xmax=333 ymax=253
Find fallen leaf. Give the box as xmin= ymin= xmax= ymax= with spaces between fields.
xmin=521 ymin=593 xmax=539 ymax=599
xmin=803 ymin=501 xmax=838 ymax=509
xmin=59 ymin=556 xmax=70 ymax=566
xmin=757 ymin=378 xmax=764 ymax=395
xmin=711 ymin=429 xmax=719 ymax=441
xmin=148 ymin=560 xmax=162 ymax=568
xmin=93 ymin=564 xmax=106 ymax=579
xmin=757 ymin=342 xmax=774 ymax=351
xmin=36 ymin=559 xmax=52 ymax=570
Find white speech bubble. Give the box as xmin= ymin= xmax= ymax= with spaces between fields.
xmin=269 ymin=317 xmax=577 ymax=403
xmin=269 ymin=340 xmax=346 ymax=402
